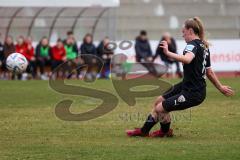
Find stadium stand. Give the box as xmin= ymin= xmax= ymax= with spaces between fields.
xmin=0 ymin=0 xmax=239 ymax=41
xmin=114 ymin=0 xmax=240 ymax=40
xmin=0 ymin=0 xmax=240 ymax=80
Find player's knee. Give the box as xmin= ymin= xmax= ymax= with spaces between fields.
xmin=154 ymin=102 xmax=165 ymax=114
xmin=154 ymin=96 xmax=165 ymax=107
xmin=157 ymin=96 xmax=165 ymax=102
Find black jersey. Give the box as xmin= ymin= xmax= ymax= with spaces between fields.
xmin=182 ymin=39 xmax=211 ymax=91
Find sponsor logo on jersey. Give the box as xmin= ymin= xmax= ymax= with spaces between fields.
xmin=178 ymin=95 xmax=186 ymax=103
xmin=184 ymin=44 xmax=195 ymax=52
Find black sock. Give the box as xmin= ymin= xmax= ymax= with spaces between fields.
xmin=141 ymin=114 xmax=157 ymax=134
xmin=160 ymin=122 xmax=171 ymax=133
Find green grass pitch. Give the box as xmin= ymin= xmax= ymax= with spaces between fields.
xmin=0 ymin=78 xmax=239 ymax=160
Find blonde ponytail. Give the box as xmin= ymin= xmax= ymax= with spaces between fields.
xmin=185 ymin=17 xmax=209 ymax=48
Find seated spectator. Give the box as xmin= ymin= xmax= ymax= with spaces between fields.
xmin=97 ymin=36 xmax=113 ymax=78
xmin=80 ymin=33 xmax=97 ymax=57
xmin=135 ymin=30 xmax=153 ymax=63
xmin=3 ymin=36 xmax=15 ymax=79
xmin=15 ymin=36 xmax=27 ymax=80
xmin=80 ymin=33 xmax=98 ymax=81
xmin=154 ymin=32 xmax=182 ymax=78
xmin=35 ymin=36 xmax=51 ymax=80
xmin=4 ymin=36 xmax=15 ymax=57
xmin=15 ymin=36 xmax=35 ymax=80
xmin=0 ymin=33 xmax=4 ymax=79
xmin=51 ymin=39 xmax=66 ymax=78
xmin=65 ymin=36 xmax=78 ymax=60
xmin=64 ymin=36 xmax=78 ymax=78
xmin=64 ymin=31 xmax=78 ymax=54
xmin=135 ymin=30 xmax=159 ymax=77
xmin=24 ymin=36 xmax=36 ymax=79
xmin=15 ymin=36 xmax=26 ymax=55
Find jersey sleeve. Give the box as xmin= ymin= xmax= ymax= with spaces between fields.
xmin=184 ymin=42 xmax=198 ymax=56
xmin=206 ymin=49 xmax=211 ymax=68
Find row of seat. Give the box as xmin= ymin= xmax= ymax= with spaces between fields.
xmin=120 ymin=0 xmax=240 ymax=5
xmin=116 ymin=3 xmax=240 ymax=16
xmin=95 ymin=28 xmax=240 ymax=39
xmin=104 ymin=0 xmax=240 ymax=39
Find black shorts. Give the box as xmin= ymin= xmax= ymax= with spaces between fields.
xmin=162 ymin=82 xmax=206 ymax=112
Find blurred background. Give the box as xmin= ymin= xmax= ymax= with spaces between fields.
xmin=1 ymin=0 xmax=240 ymax=40
xmin=0 ymin=0 xmax=240 ymax=80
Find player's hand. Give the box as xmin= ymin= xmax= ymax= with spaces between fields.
xmin=219 ymin=85 xmax=235 ymax=97
xmin=62 ymin=56 xmax=67 ymax=61
xmin=146 ymin=57 xmax=153 ymax=62
xmin=92 ymin=58 xmax=97 ymax=63
xmin=151 ymin=57 xmax=155 ymax=62
xmin=102 ymin=54 xmax=107 ymax=59
xmin=159 ymin=41 xmax=169 ymax=55
xmin=28 ymin=45 xmax=32 ymax=50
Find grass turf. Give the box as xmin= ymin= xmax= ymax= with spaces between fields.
xmin=0 ymin=78 xmax=239 ymax=160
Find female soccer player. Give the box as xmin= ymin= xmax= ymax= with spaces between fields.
xmin=126 ymin=17 xmax=235 ymax=137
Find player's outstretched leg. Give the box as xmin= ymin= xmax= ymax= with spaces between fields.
xmin=149 ymin=102 xmax=173 ymax=137
xmin=125 ymin=113 xmax=158 ymax=137
xmin=126 ymin=96 xmax=173 ymax=137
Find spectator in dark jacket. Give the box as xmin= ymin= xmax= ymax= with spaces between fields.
xmin=3 ymin=36 xmax=15 ymax=60
xmin=135 ymin=30 xmax=153 ymax=63
xmin=0 ymin=41 xmax=3 ymax=64
xmin=35 ymin=36 xmax=51 ymax=80
xmin=2 ymin=36 xmax=15 ymax=79
xmin=154 ymin=32 xmax=182 ymax=78
xmin=0 ymin=33 xmax=4 ymax=78
xmin=135 ymin=30 xmax=161 ymax=77
xmin=80 ymin=34 xmax=97 ymax=55
xmin=97 ymin=37 xmax=113 ymax=78
xmin=80 ymin=33 xmax=97 ymax=63
xmin=80 ymin=33 xmax=97 ymax=81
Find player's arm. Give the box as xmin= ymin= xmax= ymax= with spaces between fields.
xmin=160 ymin=41 xmax=194 ymax=64
xmin=206 ymin=67 xmax=234 ymax=97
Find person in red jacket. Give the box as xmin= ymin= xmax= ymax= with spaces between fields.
xmin=51 ymin=39 xmax=66 ymax=78
xmin=24 ymin=37 xmax=35 ymax=60
xmin=15 ymin=36 xmax=36 ymax=79
xmin=15 ymin=36 xmax=27 ymax=80
xmin=15 ymin=36 xmax=27 ymax=56
xmin=24 ymin=36 xmax=36 ymax=78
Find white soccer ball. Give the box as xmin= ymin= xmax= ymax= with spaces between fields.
xmin=6 ymin=53 xmax=28 ymax=73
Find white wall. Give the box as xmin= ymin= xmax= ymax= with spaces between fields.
xmin=114 ymin=40 xmax=240 ymax=72
xmin=0 ymin=0 xmax=120 ymax=7
xmin=35 ymin=39 xmax=240 ymax=72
